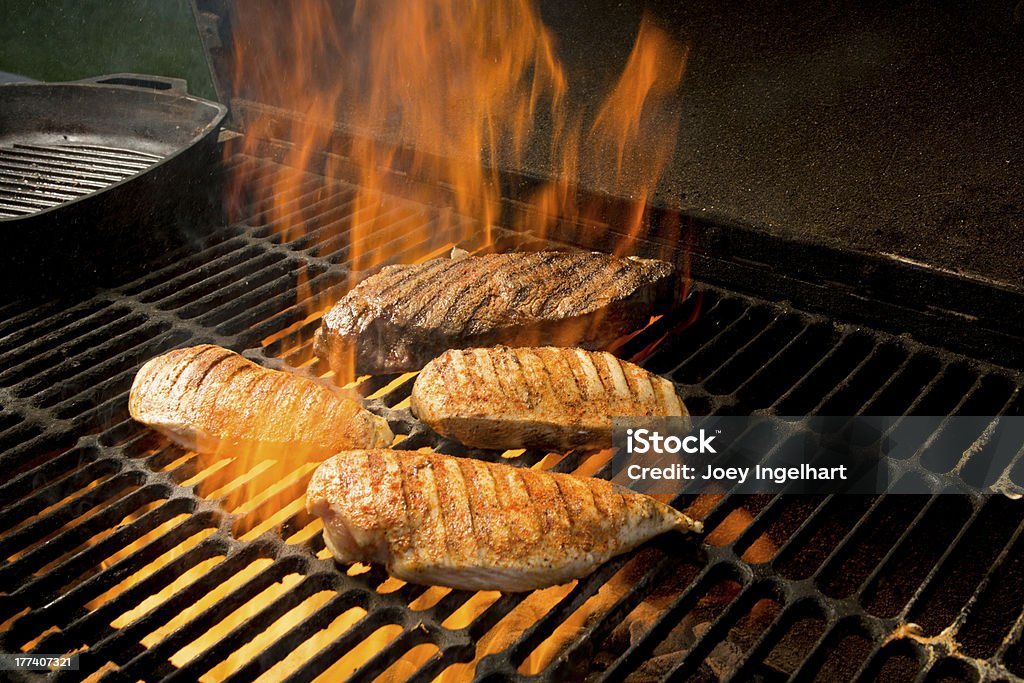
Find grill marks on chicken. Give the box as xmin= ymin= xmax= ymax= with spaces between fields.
xmin=307 ymin=450 xmax=701 ymax=592
xmin=313 ymin=251 xmax=678 ymax=374
xmin=129 ymin=344 xmax=393 ymax=458
xmin=410 ymin=346 xmax=688 ymax=450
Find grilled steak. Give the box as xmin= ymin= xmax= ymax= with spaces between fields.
xmin=410 ymin=346 xmax=688 ymax=450
xmin=307 ymin=450 xmax=701 ymax=592
xmin=313 ymin=251 xmax=678 ymax=374
xmin=129 ymin=344 xmax=393 ymax=458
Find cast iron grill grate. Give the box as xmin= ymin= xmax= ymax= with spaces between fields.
xmin=0 ymin=144 xmax=164 ymax=218
xmin=1 ymin=151 xmax=1023 ymax=682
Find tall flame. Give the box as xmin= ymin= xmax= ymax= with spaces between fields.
xmin=78 ymin=3 xmax=696 ymax=679
xmin=229 ymin=0 xmax=574 ymax=266
xmin=346 ymin=0 xmax=568 ymax=254
xmin=229 ymin=1 xmax=688 ymax=341
xmin=587 ymin=15 xmax=688 ymax=248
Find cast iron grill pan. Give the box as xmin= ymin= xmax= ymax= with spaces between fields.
xmin=0 ymin=74 xmax=227 ymax=291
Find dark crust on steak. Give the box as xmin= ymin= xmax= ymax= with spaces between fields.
xmin=313 ymin=251 xmax=679 ymax=374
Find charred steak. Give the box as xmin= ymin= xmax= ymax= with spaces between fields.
xmin=130 ymin=344 xmax=393 ymax=458
xmin=313 ymin=251 xmax=678 ymax=375
xmin=410 ymin=346 xmax=688 ymax=450
xmin=307 ymin=449 xmax=702 ymax=592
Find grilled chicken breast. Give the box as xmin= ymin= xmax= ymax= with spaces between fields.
xmin=129 ymin=344 xmax=393 ymax=457
xmin=410 ymin=346 xmax=688 ymax=450
xmin=307 ymin=450 xmax=701 ymax=592
xmin=313 ymin=251 xmax=678 ymax=375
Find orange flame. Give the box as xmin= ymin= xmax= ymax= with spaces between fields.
xmin=346 ymin=0 xmax=567 ymax=253
xmin=515 ymin=15 xmax=688 ymax=253
xmin=229 ymin=2 xmax=690 ymax=369
xmin=587 ymin=16 xmax=688 ymax=250
xmin=75 ymin=4 xmax=696 ymax=679
xmin=223 ymin=5 xmax=689 ymax=675
xmin=590 ymin=17 xmax=687 ymax=194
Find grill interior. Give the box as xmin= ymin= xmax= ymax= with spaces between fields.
xmin=1 ymin=141 xmax=1023 ymax=682
xmin=0 ymin=144 xmax=165 ymax=219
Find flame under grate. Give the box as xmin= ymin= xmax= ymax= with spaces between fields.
xmin=1 ymin=152 xmax=1024 ymax=682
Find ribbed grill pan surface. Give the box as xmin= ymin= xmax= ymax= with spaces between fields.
xmin=0 ymin=143 xmax=164 ymax=218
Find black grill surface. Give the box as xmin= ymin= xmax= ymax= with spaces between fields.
xmin=1 ymin=150 xmax=1023 ymax=682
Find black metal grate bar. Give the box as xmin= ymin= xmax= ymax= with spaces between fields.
xmin=2 ymin=151 xmax=1023 ymax=682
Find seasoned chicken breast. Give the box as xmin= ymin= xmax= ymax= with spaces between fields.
xmin=129 ymin=344 xmax=393 ymax=458
xmin=313 ymin=251 xmax=679 ymax=374
xmin=410 ymin=346 xmax=688 ymax=450
xmin=306 ymin=450 xmax=701 ymax=592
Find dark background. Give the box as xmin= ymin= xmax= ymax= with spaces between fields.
xmin=3 ymin=1 xmax=1022 ymax=288
xmin=538 ymin=0 xmax=1024 ymax=287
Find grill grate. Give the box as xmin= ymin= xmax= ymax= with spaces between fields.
xmin=1 ymin=150 xmax=1023 ymax=681
xmin=0 ymin=144 xmax=164 ymax=218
